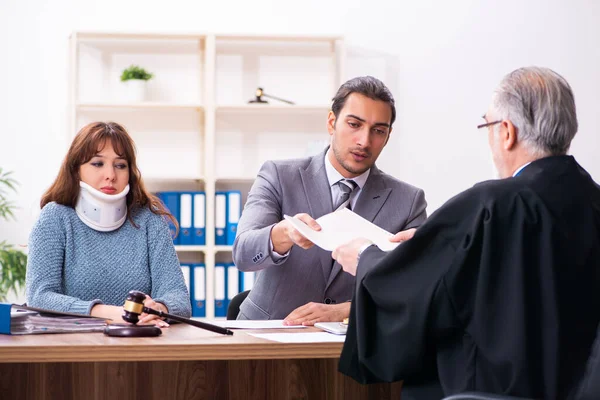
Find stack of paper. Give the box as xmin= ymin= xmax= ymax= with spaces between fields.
xmin=10 ymin=313 xmax=107 ymax=334
xmin=1 ymin=304 xmax=108 ymax=335
xmin=248 ymin=332 xmax=346 ymax=343
xmin=207 ymin=319 xmax=307 ymax=329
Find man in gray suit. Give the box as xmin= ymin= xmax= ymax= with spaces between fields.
xmin=232 ymin=76 xmax=427 ymax=323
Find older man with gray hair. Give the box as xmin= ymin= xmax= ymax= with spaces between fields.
xmin=333 ymin=67 xmax=600 ymax=399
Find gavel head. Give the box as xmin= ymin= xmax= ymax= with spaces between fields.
xmin=122 ymin=290 xmax=147 ymax=324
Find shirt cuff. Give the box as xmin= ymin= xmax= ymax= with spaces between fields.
xmin=270 ymin=237 xmax=290 ymax=260
xmin=357 ymin=242 xmax=376 ymax=264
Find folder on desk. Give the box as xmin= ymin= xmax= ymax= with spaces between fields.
xmin=214 ymin=263 xmax=227 ymax=317
xmin=239 ymin=271 xmax=256 ymax=292
xmin=0 ymin=304 xmax=107 ymax=335
xmin=226 ymin=191 xmax=241 ymax=245
xmin=193 ymin=192 xmax=206 ymax=245
xmin=157 ymin=191 xmax=180 ymax=245
xmin=192 ymin=263 xmax=206 ymax=317
xmin=215 ymin=192 xmax=227 ymax=245
xmin=179 ymin=193 xmax=193 ymax=245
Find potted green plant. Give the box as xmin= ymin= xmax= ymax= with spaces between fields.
xmin=120 ymin=64 xmax=154 ymax=102
xmin=0 ymin=168 xmax=27 ymax=302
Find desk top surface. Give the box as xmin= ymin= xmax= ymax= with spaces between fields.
xmin=0 ymin=324 xmax=345 ymax=363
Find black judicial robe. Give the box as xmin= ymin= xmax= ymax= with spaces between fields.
xmin=339 ymin=156 xmax=600 ymax=399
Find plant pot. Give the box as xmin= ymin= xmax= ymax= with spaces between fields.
xmin=122 ymin=79 xmax=147 ymax=102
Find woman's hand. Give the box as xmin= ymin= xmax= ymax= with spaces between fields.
xmin=90 ymin=304 xmax=126 ymax=324
xmin=138 ymin=295 xmax=170 ymax=328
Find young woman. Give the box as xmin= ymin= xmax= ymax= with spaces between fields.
xmin=26 ymin=122 xmax=191 ymax=326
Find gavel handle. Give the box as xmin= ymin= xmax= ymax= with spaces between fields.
xmin=263 ymin=93 xmax=295 ymax=105
xmin=143 ymin=307 xmax=233 ymax=335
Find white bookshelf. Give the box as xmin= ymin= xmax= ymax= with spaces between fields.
xmin=69 ymin=31 xmax=345 ymax=318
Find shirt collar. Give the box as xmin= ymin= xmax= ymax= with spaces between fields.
xmin=325 ymin=148 xmax=370 ymax=189
xmin=512 ymin=162 xmax=532 ymax=177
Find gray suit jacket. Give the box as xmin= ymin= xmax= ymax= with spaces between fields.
xmin=232 ymin=148 xmax=427 ymax=320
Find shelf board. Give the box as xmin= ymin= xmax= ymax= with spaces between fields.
xmin=174 ymin=245 xmax=233 ymax=252
xmin=74 ymin=31 xmax=208 ymax=41
xmin=214 ymin=246 xmax=233 ymax=252
xmin=145 ymin=176 xmax=205 ymax=183
xmin=74 ymin=31 xmax=339 ymax=43
xmin=77 ymin=102 xmax=204 ymax=110
xmin=174 ymin=245 xmax=206 ymax=252
xmin=216 ymin=104 xmax=330 ymax=113
xmin=191 ymin=316 xmax=227 ymax=322
xmin=215 ymin=176 xmax=256 ymax=183
xmin=215 ymin=34 xmax=342 ymax=43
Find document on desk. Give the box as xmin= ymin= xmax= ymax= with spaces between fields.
xmin=1 ymin=304 xmax=107 ymax=335
xmin=207 ymin=320 xmax=307 ymax=329
xmin=284 ymin=208 xmax=399 ymax=252
xmin=247 ymin=332 xmax=346 ymax=343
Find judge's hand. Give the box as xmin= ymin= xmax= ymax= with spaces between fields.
xmin=390 ymin=228 xmax=416 ymax=243
xmin=271 ymin=213 xmax=321 ymax=254
xmin=283 ymin=302 xmax=350 ymax=326
xmin=138 ymin=295 xmax=170 ymax=328
xmin=332 ymin=238 xmax=374 ymax=276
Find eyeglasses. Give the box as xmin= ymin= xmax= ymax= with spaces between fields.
xmin=477 ymin=117 xmax=502 ymax=130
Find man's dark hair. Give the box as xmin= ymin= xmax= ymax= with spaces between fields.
xmin=331 ymin=76 xmax=396 ymax=127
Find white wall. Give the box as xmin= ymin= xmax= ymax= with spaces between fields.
xmin=1 ymin=0 xmax=599 ymax=251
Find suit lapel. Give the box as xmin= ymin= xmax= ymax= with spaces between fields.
xmin=325 ymin=166 xmax=392 ymax=291
xmin=299 ymin=148 xmax=332 ymax=219
xmin=299 ymin=148 xmax=336 ymax=284
xmin=351 ymin=166 xmax=391 ymax=223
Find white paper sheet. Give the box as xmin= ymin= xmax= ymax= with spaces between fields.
xmin=284 ymin=208 xmax=399 ymax=251
xmin=247 ymin=332 xmax=346 ymax=343
xmin=314 ymin=322 xmax=347 ymax=335
xmin=205 ymin=319 xmax=308 ymax=329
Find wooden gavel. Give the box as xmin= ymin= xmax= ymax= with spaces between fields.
xmin=122 ymin=290 xmax=233 ymax=335
xmin=248 ymin=87 xmax=295 ymax=104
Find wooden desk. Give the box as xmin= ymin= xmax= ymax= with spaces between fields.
xmin=0 ymin=325 xmax=401 ymax=400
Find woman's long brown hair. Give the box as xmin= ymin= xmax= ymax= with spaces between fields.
xmin=41 ymin=121 xmax=178 ymax=231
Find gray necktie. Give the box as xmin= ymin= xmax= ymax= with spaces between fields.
xmin=333 ymin=179 xmax=358 ymax=211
